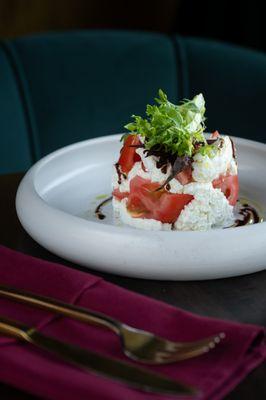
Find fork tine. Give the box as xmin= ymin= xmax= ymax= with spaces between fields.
xmin=167 ymin=332 xmax=226 ymax=351
xmin=157 ymin=333 xmax=226 ymax=364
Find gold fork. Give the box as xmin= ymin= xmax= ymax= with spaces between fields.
xmin=0 ymin=284 xmax=225 ymax=364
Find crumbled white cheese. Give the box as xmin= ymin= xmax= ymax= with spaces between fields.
xmin=192 ymin=136 xmax=234 ymax=182
xmin=174 ymin=182 xmax=235 ymax=231
xmin=112 ymin=196 xmax=121 ymax=214
xmin=167 ymin=178 xmax=183 ymax=194
xmin=111 ymin=165 xmax=120 ymax=190
xmin=112 ymin=148 xmax=172 ymax=193
xmin=229 ymin=159 xmax=238 ymax=175
xmin=119 ymin=162 xmax=142 ymax=192
xmin=112 ymin=133 xmax=237 ymax=231
xmin=136 ymin=148 xmax=171 ymax=183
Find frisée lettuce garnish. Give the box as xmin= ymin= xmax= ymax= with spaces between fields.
xmin=124 ymin=90 xmax=217 ymax=158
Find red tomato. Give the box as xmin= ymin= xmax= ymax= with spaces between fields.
xmin=112 ymin=188 xmax=129 ymax=201
xmin=211 ymin=130 xmax=220 ymax=139
xmin=212 ymin=174 xmax=239 ymax=206
xmin=127 ymin=176 xmax=194 ymax=223
xmin=175 ymin=167 xmax=193 ymax=185
xmin=118 ymin=135 xmax=141 ymax=174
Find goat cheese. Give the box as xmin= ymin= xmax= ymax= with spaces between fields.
xmin=192 ymin=136 xmax=235 ymax=182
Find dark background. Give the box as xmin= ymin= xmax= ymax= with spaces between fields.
xmin=0 ymin=0 xmax=265 ymax=51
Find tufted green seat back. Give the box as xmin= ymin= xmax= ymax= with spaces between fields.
xmin=0 ymin=31 xmax=265 ymax=174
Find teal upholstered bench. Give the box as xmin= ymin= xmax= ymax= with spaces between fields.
xmin=0 ymin=31 xmax=265 ymax=174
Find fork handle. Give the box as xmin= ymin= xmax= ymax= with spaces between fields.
xmin=0 ymin=285 xmax=121 ymax=335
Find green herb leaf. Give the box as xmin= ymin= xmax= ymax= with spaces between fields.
xmin=124 ymin=90 xmax=210 ymax=157
xmin=120 ymin=132 xmax=130 ymax=142
xmin=198 ymin=144 xmax=218 ymax=157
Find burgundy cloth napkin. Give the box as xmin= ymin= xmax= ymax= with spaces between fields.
xmin=0 ymin=246 xmax=265 ymax=400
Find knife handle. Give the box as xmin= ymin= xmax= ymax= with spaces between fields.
xmin=0 ymin=285 xmax=120 ymax=335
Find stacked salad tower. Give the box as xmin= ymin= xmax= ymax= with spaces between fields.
xmin=112 ymin=90 xmax=238 ymax=231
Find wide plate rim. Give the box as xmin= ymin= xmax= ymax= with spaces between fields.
xmin=15 ymin=134 xmax=266 ymax=280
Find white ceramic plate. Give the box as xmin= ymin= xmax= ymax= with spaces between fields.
xmin=16 ymin=134 xmax=266 ymax=280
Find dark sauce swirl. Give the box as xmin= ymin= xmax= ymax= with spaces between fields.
xmin=234 ymin=203 xmax=261 ymax=227
xmin=95 ymin=196 xmax=112 ymax=220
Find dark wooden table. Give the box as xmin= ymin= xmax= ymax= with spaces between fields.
xmin=1 ymin=173 xmax=265 ymax=399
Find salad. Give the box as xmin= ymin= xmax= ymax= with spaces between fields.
xmin=112 ymin=90 xmax=238 ymax=231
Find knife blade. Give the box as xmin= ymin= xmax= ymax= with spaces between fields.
xmin=0 ymin=315 xmax=197 ymax=397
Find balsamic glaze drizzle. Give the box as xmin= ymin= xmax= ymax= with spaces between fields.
xmin=234 ymin=203 xmax=261 ymax=227
xmin=115 ymin=163 xmax=126 ymax=184
xmin=95 ymin=196 xmax=112 ymax=220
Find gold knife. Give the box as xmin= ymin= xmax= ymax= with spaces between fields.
xmin=0 ymin=315 xmax=197 ymax=396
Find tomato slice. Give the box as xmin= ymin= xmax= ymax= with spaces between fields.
xmin=112 ymin=188 xmax=129 ymax=201
xmin=127 ymin=176 xmax=193 ymax=223
xmin=175 ymin=167 xmax=193 ymax=185
xmin=212 ymin=174 xmax=239 ymax=206
xmin=118 ymin=135 xmax=141 ymax=174
xmin=152 ymin=193 xmax=194 ymax=223
xmin=211 ymin=130 xmax=220 ymax=139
